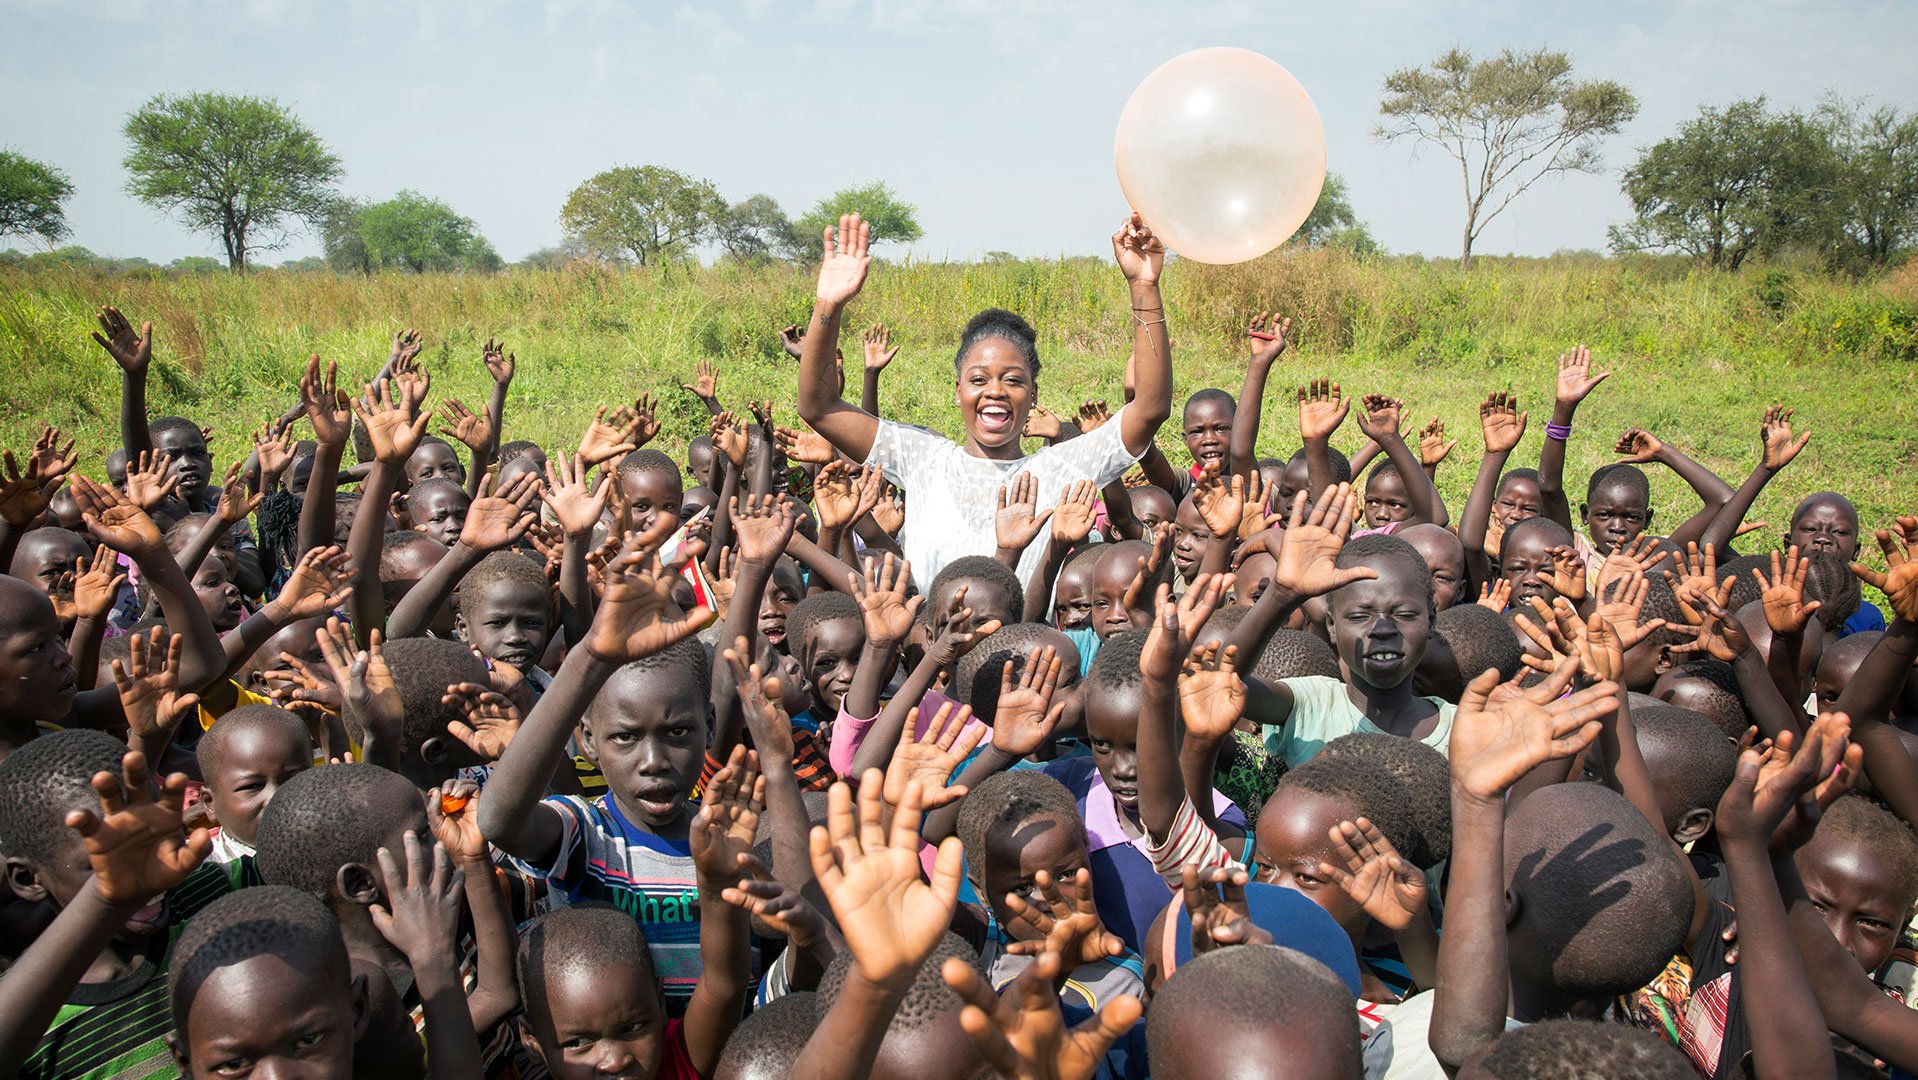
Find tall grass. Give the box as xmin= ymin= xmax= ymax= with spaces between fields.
xmin=1 ymin=251 xmax=1914 ymax=551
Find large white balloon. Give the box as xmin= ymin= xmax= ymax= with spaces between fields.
xmin=1114 ymin=48 xmax=1327 ymax=265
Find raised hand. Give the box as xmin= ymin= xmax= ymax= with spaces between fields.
xmin=70 ymin=475 xmax=164 ymax=558
xmin=584 ymin=530 xmax=715 ymax=663
xmin=1668 ymin=541 xmax=1720 ymax=611
xmin=1317 ymin=818 xmax=1428 ymax=931
xmin=441 ymin=682 xmax=523 ymax=761
xmin=1449 ymin=659 xmax=1619 ymax=802
xmin=390 ymin=328 xmax=424 ymax=369
xmin=112 ymin=627 xmax=202 ymax=748
xmin=211 ymin=461 xmax=259 ymax=525
xmin=1192 ymin=465 xmax=1247 ymax=540
xmin=481 ymin=337 xmax=515 ymax=388
xmin=1479 ymin=391 xmax=1527 ymax=454
xmin=461 ymin=471 xmax=542 ymax=552
xmin=1476 ymin=577 xmax=1512 ymax=611
xmin=1178 ymin=640 xmax=1246 ymax=743
xmin=692 ymin=745 xmax=766 ymax=881
xmin=1418 ymin=417 xmax=1456 ymax=468
xmin=1077 ymin=399 xmax=1112 ymax=433
xmin=64 ymin=750 xmax=210 ymax=904
xmin=680 ymin=357 xmax=719 ymax=401
xmin=576 ymin=406 xmax=639 ymax=467
xmin=1718 ymin=717 xmax=1861 ymax=851
xmin=1141 ymin=575 xmax=1231 ymax=680
xmin=259 ymin=652 xmax=343 ymax=713
xmin=729 ymin=492 xmax=798 ymax=566
xmin=1050 ymin=479 xmax=1098 ymax=545
xmin=1023 ymin=404 xmax=1064 ymax=441
xmin=1356 ymin=394 xmax=1406 ymax=444
xmin=1554 ymin=344 xmax=1610 ymax=407
xmin=352 ymin=377 xmax=431 ymax=466
xmin=1182 ymin=864 xmax=1272 ymax=954
xmin=0 ymin=445 xmax=73 ymax=527
xmin=426 ymin=779 xmax=487 ymax=863
xmin=91 ymin=305 xmax=153 ymax=374
xmin=541 ymin=451 xmax=612 ymax=539
xmin=124 ymin=450 xmax=180 ymax=512
xmin=1542 ymin=544 xmax=1588 ymax=603
xmin=299 ymin=355 xmax=351 ymax=447
xmin=1111 ymin=211 xmax=1164 ymax=285
xmin=436 ymin=398 xmax=493 ymax=454
xmin=996 ymin=472 xmax=1053 ymax=554
xmin=1753 ymin=545 xmax=1822 ymax=635
xmin=1615 ymin=428 xmax=1664 ymax=465
xmin=773 ymin=424 xmax=835 ymax=465
xmin=994 ymin=645 xmax=1067 ymax=757
xmin=711 ymin=412 xmax=750 ymax=469
xmin=778 ymin=323 xmax=806 ymax=360
xmin=863 ymin=323 xmax=900 ymax=373
xmin=884 ymin=702 xmax=984 ymax=813
xmin=1852 ymin=526 xmax=1918 ymax=624
xmin=811 ymin=769 xmax=963 ymax=984
xmin=722 ymin=853 xmax=838 ymax=951
xmin=1592 ymin=573 xmax=1667 ymax=654
xmin=1272 ymin=484 xmax=1374 ymax=599
xmin=269 ymin=544 xmax=355 ymax=621
xmin=1298 ymin=378 xmax=1350 ymax=443
xmin=61 ymin=544 xmax=127 ymax=623
xmin=871 ymin=484 xmax=906 ymax=537
xmin=1002 ymin=867 xmax=1125 ymax=967
xmin=943 ymin=951 xmax=1142 ymax=1080
xmin=724 ymin=638 xmax=795 ymax=762
xmin=817 ymin=213 xmax=873 ymax=309
xmin=1246 ymin=311 xmax=1293 ymax=366
xmin=1760 ymin=404 xmax=1811 ymax=471
xmin=369 ymin=831 xmax=465 ymax=964
xmin=928 ymin=586 xmax=1003 ymax=667
xmin=1595 ymin=534 xmax=1670 ymax=597
xmin=851 ymin=552 xmax=922 ymax=648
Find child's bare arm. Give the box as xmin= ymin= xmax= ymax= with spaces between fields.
xmin=1537 ymin=345 xmax=1610 ymax=532
xmin=1178 ymin=638 xmax=1250 ymax=841
xmin=1701 ymin=406 xmax=1811 ymax=554
xmin=846 ymin=553 xmax=917 ymax=722
xmin=92 ymin=307 xmax=154 ymax=458
xmin=369 ymin=833 xmax=486 ymax=1080
xmin=218 ymin=546 xmax=354 ymax=680
xmin=1431 ymin=662 xmax=1616 ymax=1071
xmin=784 ymin=531 xmax=858 ymax=595
xmin=1835 ymin=535 xmax=1918 ymax=823
xmin=1115 ymin=215 xmax=1174 ymax=458
xmin=847 ymin=594 xmax=1001 ymax=783
xmin=542 ymin=452 xmax=611 ymax=645
xmin=922 ymin=653 xmax=1067 ymax=844
xmin=796 ymin=218 xmax=881 ymax=462
xmin=1615 ymin=427 xmax=1734 ymax=548
xmin=1297 ymin=379 xmax=1349 ymax=498
xmin=1138 ymin=578 xmax=1231 ymax=846
xmin=427 ymin=780 xmax=520 ymax=1033
xmin=482 ymin=338 xmax=514 ymax=462
xmin=1228 ymin=314 xmax=1291 ymax=479
xmin=860 ymin=324 xmax=897 ymax=416
xmin=725 ymin=643 xmax=815 ymax=898
xmin=1460 ymin=393 xmax=1526 ymax=584
xmin=296 ymin=356 xmax=351 ymax=559
xmin=684 ymin=747 xmax=763 ymax=1075
xmin=709 ymin=495 xmax=798 ymax=754
xmin=0 ymin=751 xmax=209 ymax=1078
xmin=1023 ymin=481 xmax=1098 ymax=623
xmin=1358 ymin=395 xmax=1446 ymax=527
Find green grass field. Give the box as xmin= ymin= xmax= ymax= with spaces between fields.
xmin=2 ymin=250 xmax=1915 ymax=550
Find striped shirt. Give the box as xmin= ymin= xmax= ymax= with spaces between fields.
xmin=508 ymin=794 xmax=704 ymax=1005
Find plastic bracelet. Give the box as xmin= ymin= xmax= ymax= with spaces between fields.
xmin=1545 ymin=422 xmax=1572 ymax=442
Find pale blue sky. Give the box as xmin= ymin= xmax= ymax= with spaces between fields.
xmin=4 ymin=0 xmax=1915 ymax=264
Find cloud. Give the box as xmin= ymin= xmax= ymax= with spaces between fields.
xmin=676 ymin=3 xmax=741 ymax=48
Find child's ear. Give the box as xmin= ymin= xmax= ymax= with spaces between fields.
xmin=576 ymin=722 xmax=600 ymax=766
xmin=337 ymin=862 xmax=382 ymax=907
xmin=350 ymin=972 xmax=372 ymax=1043
xmin=1675 ymin=808 xmax=1714 ymax=847
xmin=166 ymin=1031 xmax=189 ymax=1070
xmin=1643 ymin=507 xmax=1656 ymax=529
xmin=452 ymin=611 xmax=469 ymax=642
xmin=419 ymin=737 xmax=450 ymax=766
xmin=1503 ymin=887 xmax=1522 ymax=929
xmin=4 ymin=858 xmax=46 ymax=903
xmin=1578 ymin=501 xmax=1589 ymax=520
xmin=518 ymin=1018 xmax=547 ymax=1067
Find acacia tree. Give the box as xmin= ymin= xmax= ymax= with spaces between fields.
xmin=122 ymin=92 xmax=341 ymax=272
xmin=1377 ymin=48 xmax=1637 ymax=267
xmin=0 ymin=151 xmax=74 ymax=246
xmin=1825 ymin=100 xmax=1918 ymax=268
xmin=1608 ymin=99 xmax=1842 ymax=270
xmin=715 ymin=194 xmax=800 ymax=262
xmin=560 ymin=165 xmax=723 ymax=266
xmin=358 ymin=191 xmax=499 ymax=273
xmin=795 ymin=182 xmax=922 ymax=249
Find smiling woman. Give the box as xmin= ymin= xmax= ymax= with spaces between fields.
xmin=794 ymin=211 xmax=1176 ymax=589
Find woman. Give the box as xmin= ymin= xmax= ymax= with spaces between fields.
xmin=795 ymin=211 xmax=1174 ymax=589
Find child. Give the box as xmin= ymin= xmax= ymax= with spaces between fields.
xmin=1631 ymin=704 xmax=1738 ymax=848
xmin=616 ymin=449 xmax=685 ymax=533
xmin=454 ymin=551 xmax=556 ymax=682
xmin=513 ymin=746 xmax=761 ymax=1079
xmin=1147 ymin=945 xmax=1362 ymax=1080
xmin=711 ymin=992 xmax=818 ymax=1080
xmin=197 ymin=703 xmax=313 ymax=884
xmin=1791 ymin=793 xmax=1918 ymax=980
xmin=406 ymin=477 xmax=472 ymax=549
xmin=928 ymin=555 xmax=1022 ymax=639
xmin=405 ymin=436 xmax=467 ymax=489
xmin=787 ymin=591 xmax=863 ymax=729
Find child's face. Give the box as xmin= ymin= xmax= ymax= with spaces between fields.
xmin=1362 ymin=470 xmax=1412 ymax=529
xmin=526 ymin=957 xmax=666 ymax=1080
xmin=1090 ymin=547 xmax=1151 ymax=640
xmin=681 ymin=486 xmax=717 ymax=524
xmin=1493 ymin=475 xmax=1543 ymax=530
xmin=1581 ymin=481 xmax=1651 ymax=556
xmin=954 ymin=338 xmax=1034 ymax=452
xmin=244 ymin=617 xmax=329 ymax=694
xmin=154 ymin=425 xmax=213 ymax=502
xmin=1796 ymin=832 xmax=1915 ymax=974
xmin=405 ymin=442 xmax=464 ymax=487
xmin=1815 ymin=649 xmax=1861 ymax=715
xmin=618 ymin=471 xmax=683 ymax=534
xmin=1052 ymin=561 xmax=1096 ymax=630
xmin=409 ymin=487 xmax=470 ymax=548
xmin=1253 ymin=786 xmax=1368 ymax=934
xmin=1084 ymin=685 xmax=1141 ymax=817
xmin=1170 ymin=498 xmax=1212 ymax=582
xmin=583 ymin=669 xmax=707 ymax=831
xmin=1328 ymin=558 xmax=1432 ymax=692
xmin=1181 ymin=398 xmax=1232 ymax=473
xmin=11 ymin=532 xmax=90 ymax=603
xmin=191 ymin=556 xmax=246 ymax=632
xmin=1499 ymin=528 xmax=1559 ymax=609
xmin=1275 ymin=456 xmax=1314 ymax=516
xmin=1127 ymin=488 xmax=1174 ymax=532
xmin=758 ymin=565 xmax=803 ymax=652
xmin=0 ymin=583 xmax=78 ymax=724
xmin=459 ymin=579 xmax=553 ymax=674
xmin=9 ymin=812 xmax=174 ymax=939
xmin=798 ymin=616 xmax=863 ymax=715
xmin=1400 ymin=525 xmax=1465 ymax=611
xmin=932 ymin=576 xmax=1015 ymax=638
xmin=181 ymin=952 xmax=363 ymax=1080
xmin=1233 ymin=549 xmax=1277 ymax=609
xmin=1792 ymin=497 xmax=1859 ymax=560
xmin=980 ymin=810 xmax=1090 ymax=935
xmin=687 ymin=437 xmax=715 ymax=481
xmin=207 ymin=726 xmax=312 ymax=847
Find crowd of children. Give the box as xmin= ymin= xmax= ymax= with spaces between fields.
xmin=0 ymin=209 xmax=1913 ymax=1079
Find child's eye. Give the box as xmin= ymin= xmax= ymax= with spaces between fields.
xmin=213 ymin=1058 xmax=254 ymax=1076
xmin=667 ymin=726 xmax=693 ymax=739
xmin=294 ymin=1031 xmax=326 ymax=1051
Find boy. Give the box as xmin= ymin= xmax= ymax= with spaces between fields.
xmin=454 ymin=551 xmax=557 ymax=682
xmin=197 ymin=703 xmax=313 ymax=884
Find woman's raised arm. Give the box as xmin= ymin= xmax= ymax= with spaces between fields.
xmin=796 ymin=214 xmax=882 ymax=464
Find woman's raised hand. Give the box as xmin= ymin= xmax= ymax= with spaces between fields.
xmin=816 ymin=213 xmax=872 ymax=310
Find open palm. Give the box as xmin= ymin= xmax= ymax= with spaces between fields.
xmin=816 ymin=214 xmax=872 ymax=307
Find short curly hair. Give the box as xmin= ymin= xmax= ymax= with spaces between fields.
xmin=253 ymin=764 xmax=426 ymax=900
xmin=955 ymin=771 xmax=1083 ymax=890
xmin=1270 ymin=752 xmax=1419 ymax=866
xmin=1316 ymin=732 xmax=1452 ymax=868
xmin=1473 ymin=1018 xmax=1696 ymax=1079
xmin=0 ymin=729 xmax=127 ymax=866
xmin=169 ymin=885 xmax=350 ymax=1031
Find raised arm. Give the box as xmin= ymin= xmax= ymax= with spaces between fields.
xmin=92 ymin=306 xmax=154 ymax=458
xmin=1114 ymin=214 xmax=1173 ymax=458
xmin=1614 ymin=427 xmax=1734 ymax=549
xmin=796 ymin=216 xmax=881 ymax=463
xmin=1357 ymin=394 xmax=1445 ymax=527
xmin=1701 ymin=406 xmax=1813 ymax=554
xmin=1228 ymin=314 xmax=1292 ymax=480
xmin=1460 ymin=392 xmax=1526 ymax=587
xmin=860 ymin=324 xmax=897 ymax=417
xmin=1836 ymin=531 xmax=1918 ymax=824
xmin=1538 ymin=345 xmax=1610 ymax=533
xmin=297 ymin=356 xmax=352 ymax=560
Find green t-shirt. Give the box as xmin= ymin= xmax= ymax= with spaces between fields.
xmin=1260 ymin=675 xmax=1456 ymax=768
